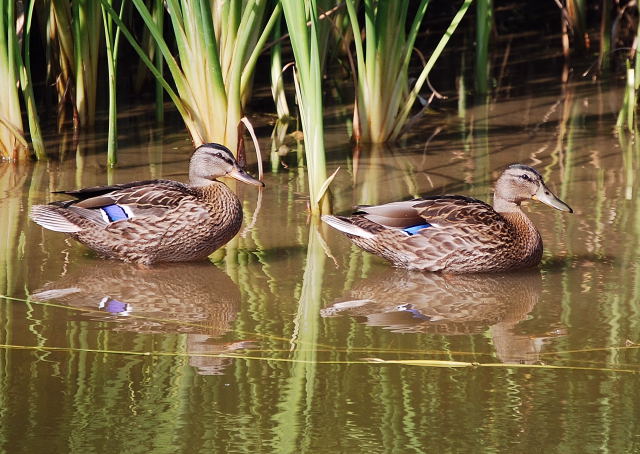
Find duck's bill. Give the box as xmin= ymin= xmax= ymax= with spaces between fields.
xmin=227 ymin=168 xmax=264 ymax=187
xmin=533 ymin=184 xmax=573 ymax=213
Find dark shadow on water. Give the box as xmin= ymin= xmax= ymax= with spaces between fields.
xmin=30 ymin=261 xmax=251 ymax=375
xmin=540 ymin=253 xmax=617 ymax=272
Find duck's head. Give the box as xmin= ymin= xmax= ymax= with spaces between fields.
xmin=189 ymin=143 xmax=264 ymax=187
xmin=494 ymin=164 xmax=572 ymax=213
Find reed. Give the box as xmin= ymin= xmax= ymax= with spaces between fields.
xmin=598 ymin=0 xmax=611 ymax=73
xmin=72 ymin=0 xmax=101 ymax=127
xmin=474 ymin=0 xmax=492 ymax=95
xmin=281 ymin=0 xmax=329 ymax=214
xmin=103 ymin=0 xmax=280 ymax=151
xmin=566 ymin=0 xmax=586 ymax=50
xmin=0 ymin=0 xmax=28 ymax=160
xmin=101 ymin=0 xmax=124 ymax=167
xmin=617 ymin=60 xmax=636 ymax=131
xmin=346 ymin=0 xmax=472 ymax=143
xmin=616 ymin=7 xmax=640 ymax=133
xmin=48 ymin=0 xmax=74 ymax=129
xmin=270 ymin=15 xmax=290 ymax=121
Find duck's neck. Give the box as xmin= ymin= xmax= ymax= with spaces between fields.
xmin=494 ymin=197 xmax=543 ymax=263
xmin=193 ymin=179 xmax=235 ymax=202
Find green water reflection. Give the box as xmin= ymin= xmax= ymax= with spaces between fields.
xmin=1 ymin=81 xmax=640 ymax=453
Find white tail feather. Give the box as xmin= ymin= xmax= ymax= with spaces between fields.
xmin=321 ymin=215 xmax=375 ymax=239
xmin=30 ymin=206 xmax=82 ymax=233
xmin=31 ymin=287 xmax=81 ymax=300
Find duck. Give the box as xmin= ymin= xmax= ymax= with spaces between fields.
xmin=322 ymin=164 xmax=572 ymax=273
xmin=30 ymin=143 xmax=264 ymax=265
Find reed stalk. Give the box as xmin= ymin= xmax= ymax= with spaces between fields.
xmin=104 ymin=0 xmax=280 ymax=151
xmin=72 ymin=0 xmax=101 ymax=127
xmin=101 ymin=0 xmax=124 ymax=167
xmin=281 ymin=0 xmax=329 ymax=214
xmin=616 ymin=61 xmax=635 ymax=131
xmin=598 ymin=0 xmax=611 ymax=73
xmin=0 ymin=0 xmax=28 ymax=160
xmin=49 ymin=0 xmax=74 ymax=129
xmin=270 ymin=15 xmax=290 ymax=120
xmin=346 ymin=0 xmax=472 ymax=143
xmin=617 ymin=9 xmax=640 ymax=132
xmin=475 ymin=0 xmax=492 ymax=95
xmin=566 ymin=0 xmax=586 ymax=50
xmin=153 ymin=0 xmax=164 ymax=123
xmin=17 ymin=1 xmax=45 ymax=159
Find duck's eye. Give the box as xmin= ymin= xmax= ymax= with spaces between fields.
xmin=520 ymin=174 xmax=531 ymax=181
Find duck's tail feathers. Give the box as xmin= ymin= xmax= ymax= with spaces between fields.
xmin=30 ymin=205 xmax=84 ymax=233
xmin=321 ymin=215 xmax=375 ymax=239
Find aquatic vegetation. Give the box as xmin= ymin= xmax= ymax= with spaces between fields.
xmin=270 ymin=14 xmax=290 ymax=122
xmin=474 ymin=0 xmax=492 ymax=95
xmin=281 ymin=0 xmax=329 ymax=214
xmin=100 ymin=0 xmax=124 ymax=166
xmin=617 ymin=13 xmax=640 ymax=132
xmin=72 ymin=0 xmax=101 ymax=128
xmin=561 ymin=0 xmax=587 ymax=56
xmin=41 ymin=0 xmax=102 ymax=129
xmin=109 ymin=0 xmax=280 ymax=151
xmin=344 ymin=0 xmax=472 ymax=143
xmin=0 ymin=0 xmax=43 ymax=160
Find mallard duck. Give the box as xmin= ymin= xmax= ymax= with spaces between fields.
xmin=322 ymin=164 xmax=572 ymax=273
xmin=31 ymin=143 xmax=263 ymax=265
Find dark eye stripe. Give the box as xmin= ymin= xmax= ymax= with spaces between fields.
xmin=205 ymin=150 xmax=235 ymax=165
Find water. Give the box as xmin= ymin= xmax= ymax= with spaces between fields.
xmin=1 ymin=79 xmax=640 ymax=453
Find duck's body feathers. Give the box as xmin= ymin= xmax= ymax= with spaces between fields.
xmin=55 ymin=179 xmax=192 ymax=208
xmin=324 ymin=197 xmax=525 ymax=273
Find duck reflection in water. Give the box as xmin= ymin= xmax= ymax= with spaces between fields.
xmin=31 ymin=262 xmax=252 ymax=375
xmin=322 ymin=269 xmax=564 ymax=364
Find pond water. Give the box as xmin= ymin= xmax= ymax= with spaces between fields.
xmin=1 ymin=76 xmax=640 ymax=453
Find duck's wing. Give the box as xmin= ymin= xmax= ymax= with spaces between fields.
xmin=31 ymin=180 xmax=197 ymax=232
xmin=323 ymin=196 xmax=511 ymax=242
xmin=412 ymin=195 xmax=504 ymax=228
xmin=57 ymin=180 xmax=191 ymax=209
xmin=354 ymin=200 xmax=427 ymax=228
xmin=352 ymin=195 xmax=513 ymax=242
xmin=357 ymin=196 xmax=502 ymax=228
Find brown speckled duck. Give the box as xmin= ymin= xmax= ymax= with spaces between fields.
xmin=322 ymin=164 xmax=572 ymax=273
xmin=30 ymin=143 xmax=263 ymax=265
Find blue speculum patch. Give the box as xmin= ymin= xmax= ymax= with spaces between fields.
xmin=103 ymin=299 xmax=128 ymax=314
xmin=101 ymin=204 xmax=128 ymax=222
xmin=402 ymin=223 xmax=432 ymax=235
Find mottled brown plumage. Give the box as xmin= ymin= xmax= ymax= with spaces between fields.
xmin=30 ymin=143 xmax=263 ymax=265
xmin=322 ymin=164 xmax=572 ymax=273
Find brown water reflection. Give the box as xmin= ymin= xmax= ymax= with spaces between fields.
xmin=0 ymin=80 xmax=640 ymax=452
xmin=322 ymin=270 xmax=564 ymax=364
xmin=32 ymin=262 xmax=249 ymax=375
